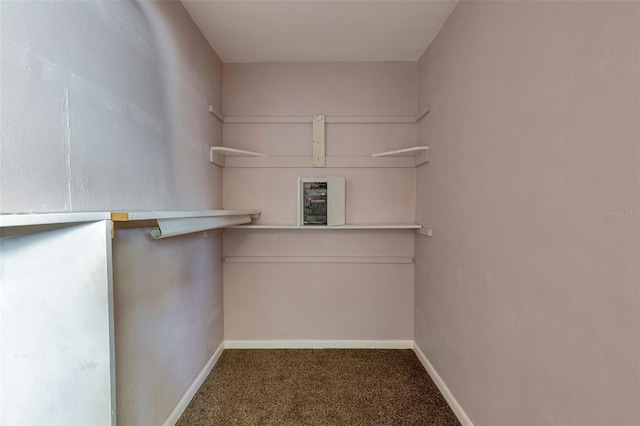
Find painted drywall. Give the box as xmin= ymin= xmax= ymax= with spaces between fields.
xmin=1 ymin=0 xmax=223 ymax=212
xmin=1 ymin=221 xmax=114 ymax=425
xmin=414 ymin=1 xmax=640 ymax=424
xmin=1 ymin=1 xmax=224 ymax=424
xmin=223 ymin=62 xmax=417 ymax=341
xmin=113 ymin=228 xmax=223 ymax=425
xmin=224 ymin=230 xmax=415 ymax=340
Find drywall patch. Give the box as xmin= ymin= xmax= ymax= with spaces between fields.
xmin=2 ymin=40 xmax=165 ymax=134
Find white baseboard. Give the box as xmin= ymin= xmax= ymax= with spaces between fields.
xmin=224 ymin=340 xmax=414 ymax=349
xmin=413 ymin=342 xmax=473 ymax=426
xmin=163 ymin=341 xmax=225 ymax=426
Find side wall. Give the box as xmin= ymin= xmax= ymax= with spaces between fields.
xmin=0 ymin=1 xmax=224 ymax=424
xmin=223 ymin=62 xmax=417 ymax=342
xmin=415 ymin=2 xmax=640 ymax=425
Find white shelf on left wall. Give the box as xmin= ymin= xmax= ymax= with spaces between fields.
xmin=1 ymin=210 xmax=262 ymax=239
xmin=209 ymin=146 xmax=267 ymax=167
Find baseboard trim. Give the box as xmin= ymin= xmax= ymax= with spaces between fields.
xmin=163 ymin=341 xmax=225 ymax=426
xmin=413 ymin=342 xmax=473 ymax=426
xmin=224 ymin=340 xmax=414 ymax=349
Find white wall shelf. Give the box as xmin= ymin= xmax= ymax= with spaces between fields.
xmin=209 ymin=147 xmax=267 ymax=167
xmin=209 ymin=147 xmax=267 ymax=157
xmin=228 ymin=224 xmax=421 ymax=230
xmin=0 ymin=210 xmax=260 ymax=226
xmin=110 ymin=209 xmax=260 ymax=222
xmin=371 ymin=146 xmax=429 ymax=166
xmin=371 ymin=146 xmax=428 ymax=157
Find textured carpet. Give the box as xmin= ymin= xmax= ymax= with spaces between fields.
xmin=176 ymin=349 xmax=460 ymax=426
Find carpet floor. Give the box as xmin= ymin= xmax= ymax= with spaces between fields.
xmin=176 ymin=349 xmax=460 ymax=426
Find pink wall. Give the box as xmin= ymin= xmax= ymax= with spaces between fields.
xmin=113 ymin=228 xmax=223 ymax=425
xmin=224 ymin=230 xmax=415 ymax=340
xmin=223 ymin=62 xmax=417 ymax=116
xmin=222 ymin=62 xmax=418 ymax=341
xmin=1 ymin=0 xmax=222 ymax=212
xmin=414 ymin=2 xmax=640 ymax=424
xmin=1 ymin=1 xmax=225 ymax=424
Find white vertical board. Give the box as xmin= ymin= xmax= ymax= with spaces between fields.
xmin=312 ymin=115 xmax=325 ymax=167
xmin=327 ymin=176 xmax=346 ymax=226
xmin=0 ymin=221 xmax=115 ymax=425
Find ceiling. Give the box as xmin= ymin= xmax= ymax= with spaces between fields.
xmin=181 ymin=1 xmax=458 ymax=63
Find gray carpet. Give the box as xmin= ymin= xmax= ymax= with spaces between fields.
xmin=177 ymin=349 xmax=460 ymax=425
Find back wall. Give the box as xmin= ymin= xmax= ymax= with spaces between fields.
xmin=222 ymin=62 xmax=418 ymax=342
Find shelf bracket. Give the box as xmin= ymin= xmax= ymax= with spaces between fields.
xmin=415 ymin=104 xmax=430 ymax=122
xmin=209 ymin=105 xmax=225 ymax=122
xmin=312 ymin=115 xmax=325 ymax=167
xmin=209 ymin=150 xmax=225 ymax=167
xmin=414 ymin=147 xmax=430 ymax=166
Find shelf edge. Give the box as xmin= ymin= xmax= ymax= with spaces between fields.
xmin=0 ymin=212 xmax=112 ymax=228
xmin=371 ymin=146 xmax=429 ymax=158
xmin=209 ymin=147 xmax=267 ymax=157
xmin=228 ymin=224 xmax=421 ymax=230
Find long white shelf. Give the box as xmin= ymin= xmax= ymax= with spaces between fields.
xmin=216 ymin=155 xmax=422 ymax=168
xmin=1 ymin=210 xmax=262 ymax=240
xmin=110 ymin=209 xmax=260 ymax=222
xmin=228 ymin=224 xmax=421 ymax=230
